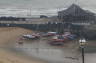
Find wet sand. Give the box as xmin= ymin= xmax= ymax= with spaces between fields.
xmin=0 ymin=27 xmax=46 ymax=63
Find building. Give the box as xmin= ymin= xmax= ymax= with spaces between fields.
xmin=58 ymin=4 xmax=96 ymax=25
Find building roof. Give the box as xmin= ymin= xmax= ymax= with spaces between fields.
xmin=59 ymin=4 xmax=94 ymax=16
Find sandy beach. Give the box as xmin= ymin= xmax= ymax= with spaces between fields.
xmin=0 ymin=27 xmax=46 ymax=63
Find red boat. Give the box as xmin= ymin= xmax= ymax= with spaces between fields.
xmin=49 ymin=35 xmax=68 ymax=46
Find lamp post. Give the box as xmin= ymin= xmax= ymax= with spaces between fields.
xmin=79 ymin=38 xmax=86 ymax=63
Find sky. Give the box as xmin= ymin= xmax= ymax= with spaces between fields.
xmin=0 ymin=0 xmax=96 ymax=17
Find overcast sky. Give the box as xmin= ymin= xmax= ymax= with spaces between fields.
xmin=0 ymin=0 xmax=96 ymax=17
xmin=0 ymin=0 xmax=95 ymax=8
